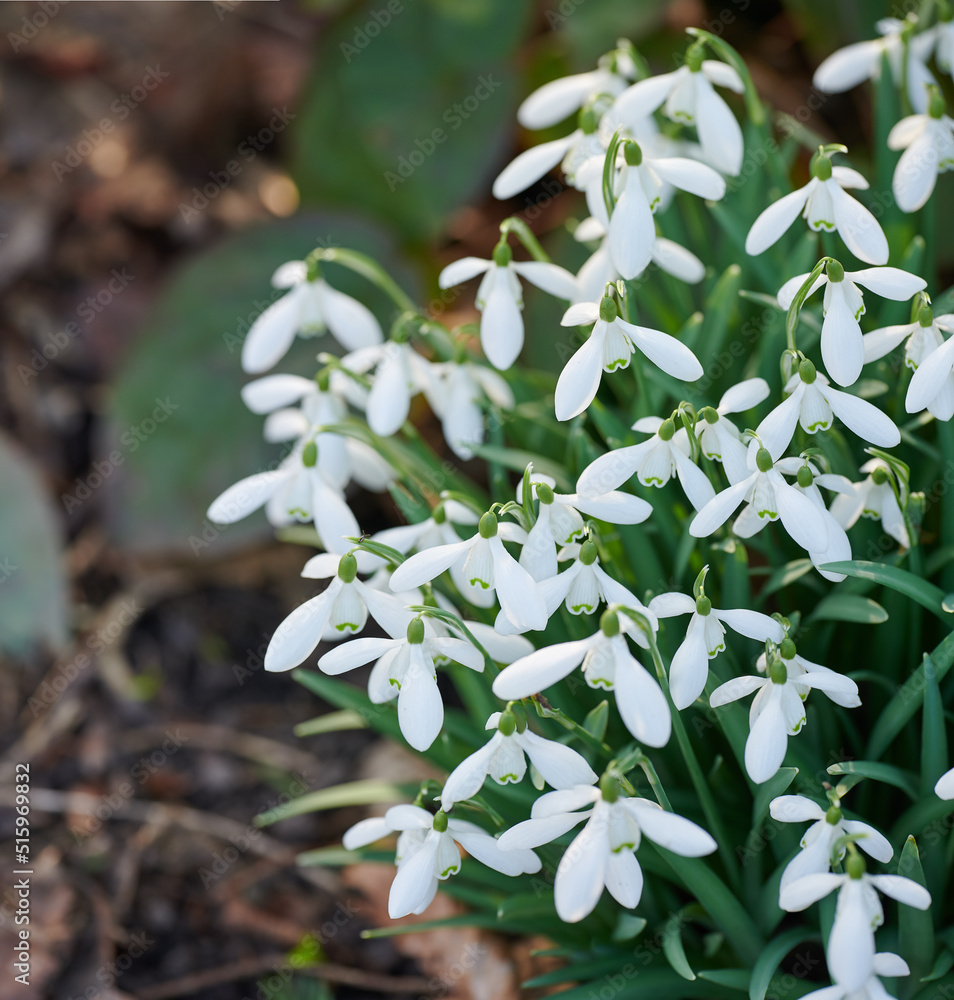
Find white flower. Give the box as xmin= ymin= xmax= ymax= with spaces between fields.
xmin=689 ymin=444 xmax=831 ymax=557
xmin=889 ymin=106 xmax=954 ymax=212
xmin=429 ymin=360 xmax=514 ymax=460
xmin=649 ymin=587 xmax=784 ymax=710
xmin=756 ymin=359 xmax=900 ymax=459
xmin=812 ymin=18 xmax=937 ymax=114
xmin=516 ymin=62 xmax=631 ymax=130
xmin=318 ymin=617 xmax=482 ymax=751
xmin=556 ymin=294 xmax=703 ymax=421
xmin=497 ymin=782 xmax=716 ymax=923
xmin=613 ymin=54 xmax=745 ymax=175
xmin=745 ymin=159 xmax=888 ymax=265
xmin=517 ymin=473 xmax=652 ymax=582
xmin=709 ymin=654 xmax=860 ymax=783
xmin=242 ymin=260 xmax=383 ymax=374
xmin=441 ymin=711 xmax=597 ymax=810
xmin=577 ymin=415 xmax=715 ymax=512
xmin=372 ymin=498 xmax=480 ymax=557
xmin=756 ymin=636 xmax=862 ymax=710
xmin=780 ymin=867 xmax=930 ymax=993
xmin=387 ymin=512 xmax=547 ymax=632
xmin=904 ymin=318 xmax=954 ymax=419
xmin=493 ymin=610 xmax=670 ymax=747
xmin=936 ymin=765 xmax=954 ymax=799
xmin=801 ymin=953 xmax=910 ymax=1000
xmin=340 ymin=341 xmax=441 ymax=438
xmin=438 ymin=249 xmax=578 ymax=370
xmin=601 ymin=139 xmax=725 ymax=280
xmin=777 ymin=263 xmax=927 ymax=387
xmin=344 ymin=804 xmax=541 ymax=919
xmin=694 ymin=378 xmax=770 ymax=485
xmin=769 ymin=794 xmax=893 ymax=895
xmin=263 ymin=552 xmax=413 ymax=673
xmin=830 ymin=459 xmax=910 ymax=549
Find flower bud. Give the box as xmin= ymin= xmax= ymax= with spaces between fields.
xmin=701 ymin=406 xmax=719 ymax=424
xmin=811 ymin=153 xmax=833 ymax=181
xmin=623 ymin=140 xmax=642 ymax=167
xmin=872 ymin=466 xmax=889 ymax=485
xmin=579 ymin=106 xmax=598 ymax=134
xmin=599 ymin=295 xmax=618 ymax=323
xmin=658 ymin=418 xmax=676 ymax=442
xmin=432 ymin=810 xmax=449 ymax=832
xmin=846 ymin=851 xmax=866 ymax=879
xmin=478 ymin=511 xmax=498 ymax=538
xmin=756 ymin=447 xmax=773 ymax=473
xmin=302 ymin=440 xmax=318 ymax=467
xmin=315 ymin=369 xmax=331 ymax=392
xmin=797 ymin=465 xmax=814 ymax=489
xmin=826 ymin=259 xmax=845 ymax=283
xmin=493 ymin=241 xmax=513 ymax=267
xmin=918 ymin=304 xmax=935 ymax=328
xmin=497 ymin=710 xmax=517 ymax=736
xmin=432 ymin=502 xmax=447 ymax=524
xmin=337 ymin=553 xmax=358 ymax=583
xmin=780 ymin=637 xmax=797 ymax=660
xmin=826 ymin=805 xmax=843 ymax=825
xmin=695 ymin=595 xmax=712 ymax=616
xmin=580 ymin=539 xmax=599 ymax=565
xmin=929 ymin=88 xmax=947 ymax=120
xmin=600 ymin=608 xmax=620 ymax=637
xmin=407 ymin=617 xmax=425 ymax=645
xmin=770 ymin=658 xmax=788 ymax=685
xmin=798 ymin=359 xmax=817 ymax=384
xmin=536 ymin=483 xmax=554 ymax=505
xmin=686 ymin=41 xmax=705 ymax=73
xmin=600 ymin=771 xmax=620 ymax=803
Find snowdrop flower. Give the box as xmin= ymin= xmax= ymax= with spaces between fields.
xmin=936 ymin=765 xmax=954 ymax=799
xmin=242 ymin=260 xmax=383 ymax=374
xmin=494 ymin=609 xmax=669 ymax=747
xmin=372 ymin=498 xmax=479 ymax=558
xmin=777 ymin=261 xmax=927 ymax=386
xmin=757 ymin=359 xmax=900 ymax=459
xmin=613 ymin=45 xmax=745 ymax=175
xmin=318 ymin=617 xmax=482 ymax=751
xmin=518 ymin=474 xmax=652 ymax=582
xmin=690 ymin=444 xmax=830 ymax=556
xmin=813 ymin=18 xmax=937 ymax=114
xmin=340 ymin=340 xmax=441 ymax=438
xmin=769 ymin=794 xmax=893 ymax=894
xmin=649 ymin=584 xmax=784 ymax=709
xmin=888 ymin=91 xmax=954 ymax=212
xmin=556 ymin=293 xmax=703 ymax=421
xmin=497 ymin=777 xmax=716 ymax=923
xmin=438 ymin=244 xmax=578 ymax=370
xmin=602 ymin=139 xmax=725 ymax=279
xmin=440 ymin=710 xmax=597 ymax=810
xmin=745 ymin=154 xmax=888 ymax=265
xmin=430 ymin=360 xmax=514 ymax=459
xmin=830 ymin=459 xmax=909 ymax=549
xmin=904 ymin=316 xmax=954 ymax=419
xmin=709 ymin=652 xmax=860 ymax=783
xmin=694 ymin=378 xmax=770 ymax=485
xmin=516 ymin=58 xmax=632 ymax=130
xmin=263 ymin=552 xmax=413 ymax=673
xmin=800 ymin=954 xmax=910 ymax=1000
xmin=577 ymin=415 xmax=715 ymax=512
xmin=779 ymin=855 xmax=930 ymax=993
xmin=344 ymin=804 xmax=540 ymax=919
xmin=206 ymin=441 xmax=360 ymax=553
xmin=757 ymin=635 xmax=862 ymax=710
xmin=388 ymin=511 xmax=547 ymax=632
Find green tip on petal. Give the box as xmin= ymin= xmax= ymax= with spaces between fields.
xmin=658 ymin=419 xmax=676 ymax=442
xmin=407 ymin=617 xmax=425 ymax=645
xmin=796 ymin=465 xmax=814 ymax=489
xmin=600 ymin=771 xmax=620 ymax=803
xmin=695 ymin=595 xmax=712 ymax=616
xmin=798 ymin=359 xmax=817 ymax=384
xmin=478 ymin=511 xmax=498 ymax=538
xmin=337 ymin=553 xmax=358 ymax=583
xmin=826 ymin=259 xmax=844 ymax=283
xmin=432 ymin=810 xmax=449 ymax=833
xmin=497 ymin=710 xmax=517 ymax=736
xmin=600 ymin=295 xmax=619 ymax=323
xmin=580 ymin=539 xmax=599 ymax=565
xmin=623 ymin=140 xmax=642 ymax=167
xmin=756 ymin=448 xmax=774 ymax=473
xmin=826 ymin=806 xmax=843 ymax=825
xmin=536 ymin=483 xmax=554 ymax=505
xmin=493 ymin=240 xmax=513 ymax=267
xmin=302 ymin=440 xmax=318 ymax=468
xmin=600 ymin=608 xmax=620 ymax=637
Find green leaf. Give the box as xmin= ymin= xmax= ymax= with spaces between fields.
xmin=807 ymin=593 xmax=888 ymax=625
xmin=921 ymin=949 xmax=954 ymax=983
xmin=254 ymin=778 xmax=411 ymax=827
xmin=698 ymin=969 xmax=750 ymax=991
xmin=662 ymin=914 xmax=696 ymax=980
xmin=820 ymin=561 xmax=954 ymax=627
xmin=898 ymin=837 xmax=934 ymax=994
xmin=293 ymin=709 xmax=369 ymax=737
xmin=826 ymin=761 xmax=919 ymax=800
xmin=469 ymin=442 xmax=572 ymax=489
xmin=749 ymin=928 xmax=817 ymax=1000
xmin=0 ymin=433 xmax=68 ymax=654
xmin=583 ymin=700 xmax=610 ymax=741
xmin=612 ymin=913 xmax=648 ymax=943
xmin=921 ymin=652 xmax=948 ymax=798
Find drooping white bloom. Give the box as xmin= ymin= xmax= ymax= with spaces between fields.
xmin=689 ymin=444 xmax=830 ymax=557
xmin=936 ymin=765 xmax=954 ymax=799
xmin=745 ymin=160 xmax=888 ymax=265
xmin=694 ymin=378 xmax=770 ymax=485
xmin=709 ymin=654 xmax=860 ymax=783
xmin=556 ymin=294 xmax=703 ymax=421
xmin=242 ymin=260 xmax=383 ymax=374
xmin=756 ymin=359 xmax=900 ymax=459
xmin=263 ymin=552 xmax=413 ymax=673
xmin=812 ymin=18 xmax=937 ymax=114
xmin=649 ymin=587 xmax=784 ymax=710
xmin=340 ymin=341 xmax=442 ymax=438
xmin=440 ymin=711 xmax=597 ymax=810
xmin=777 ymin=264 xmax=927 ymax=387
xmin=577 ymin=415 xmax=715 ymax=512
xmin=780 ymin=867 xmax=930 ymax=993
xmin=769 ymin=795 xmax=893 ymax=894
xmin=372 ymin=498 xmax=479 ymax=558
xmin=755 ymin=637 xmax=862 ymax=710
xmin=888 ymin=103 xmax=954 ymax=212
xmin=497 ymin=782 xmax=716 ymax=923
xmin=438 ymin=249 xmax=578 ymax=370
xmin=344 ymin=804 xmax=541 ymax=919
xmin=429 ymin=360 xmax=514 ymax=460
xmin=318 ymin=617 xmax=482 ymax=751
xmin=613 ymin=54 xmax=745 ymax=175
xmin=387 ymin=512 xmax=547 ymax=632
xmin=517 ymin=473 xmax=652 ymax=582
xmin=493 ymin=610 xmax=670 ymax=747
xmin=830 ymin=459 xmax=910 ymax=549
xmin=516 ymin=60 xmax=632 ymax=130
xmin=904 ymin=319 xmax=954 ymax=419
xmin=800 ymin=953 xmax=910 ymax=1000
xmin=865 ymin=308 xmax=954 ymax=422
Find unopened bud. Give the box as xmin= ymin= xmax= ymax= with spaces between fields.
xmin=432 ymin=810 xmax=449 ymax=832
xmin=658 ymin=419 xmax=676 ymax=442
xmin=826 ymin=259 xmax=845 ymax=283
xmin=599 ymin=295 xmax=618 ymax=323
xmin=780 ymin=637 xmax=796 ymax=660
xmin=302 ymin=440 xmax=318 ymax=467
xmin=478 ymin=512 xmax=498 ymax=538
xmin=756 ymin=448 xmax=773 ymax=473
xmin=797 ymin=465 xmax=814 ymax=489
xmin=600 ymin=608 xmax=620 ymax=637
xmin=623 ymin=140 xmax=642 ymax=167
xmin=811 ymin=152 xmax=833 ymax=181
xmin=493 ymin=241 xmax=513 ymax=267
xmin=536 ymin=483 xmax=554 ymax=505
xmin=407 ymin=617 xmax=425 ymax=645
xmin=696 ymin=595 xmax=712 ymax=616
xmin=918 ymin=304 xmax=934 ymax=328
xmin=498 ymin=710 xmax=517 ymax=736
xmin=798 ymin=359 xmax=817 ymax=384
xmin=600 ymin=771 xmax=620 ymax=802
xmin=580 ymin=539 xmax=599 ymax=565
xmin=337 ymin=553 xmax=358 ymax=583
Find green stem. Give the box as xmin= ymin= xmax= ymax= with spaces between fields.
xmin=310 ymin=246 xmax=417 ymax=313
xmin=500 ymin=217 xmax=551 ymax=264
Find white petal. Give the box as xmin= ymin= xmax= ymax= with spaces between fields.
xmin=775 ymin=478 xmax=830 ymax=552
xmin=561 ymin=301 xmax=601 ymax=326
xmin=821 ymin=285 xmax=864 ymax=387
xmin=907 ymin=336 xmax=954 ymax=412
xmin=512 ymin=260 xmax=579 ymax=300
xmin=778 ymin=872 xmax=843 ymax=911
xmin=669 ymin=621 xmax=711 ymax=710
xmin=777 ymin=271 xmax=824 ymax=310
xmin=490 ymin=537 xmax=548 ymax=631
xmin=385 ymin=803 xmax=434 ymax=831
xmin=651 ymin=238 xmax=705 ymax=283
xmin=555 ymin=327 xmax=605 ymax=421
xmin=398 ymin=645 xmax=443 ymax=751
xmin=241 ymin=374 xmax=314 ymax=413
xmin=649 ymin=591 xmax=696 ymax=618
xmin=497 ymin=812 xmax=587 ymax=851
xmin=317 ymin=282 xmax=383 ymax=350
xmin=367 ymin=351 xmax=411 ymax=437
xmin=441 ymin=738 xmax=498 ymax=809
xmin=745 ymin=689 xmax=789 ymax=783
xmin=745 ymin=185 xmax=812 ymax=255
xmin=624 ymin=799 xmax=717 ymax=856
xmin=701 ymin=60 xmax=744 ymax=92
xmin=318 ymin=636 xmax=397 ymax=675
xmin=241 ymin=289 xmax=304 ymax=373
xmin=613 ymin=73 xmax=678 ymax=123
xmin=569 ymin=490 xmax=653 ymax=525
xmin=603 ymin=849 xmax=644 ymax=908
xmin=576 ymin=443 xmax=648 ymax=497
xmin=694 ymin=79 xmax=743 ymax=176
xmin=554 ymin=819 xmax=608 ymax=922
xmin=518 ymin=71 xmax=600 ymax=129
xmin=935 ymin=766 xmax=954 ymax=799
xmin=867 ymin=874 xmax=932 ymax=909
xmin=672 ymin=448 xmax=716 ymax=511
xmin=451 ymin=825 xmax=541 ymax=876
xmin=438 ymin=256 xmax=491 ymax=289
xmin=493 ymin=135 xmax=575 ymax=200
xmin=872 ymin=952 xmax=910 ymax=978
xmin=863 ymin=323 xmax=913 ymax=362
xmin=770 ymin=795 xmax=825 ymax=823
xmin=828 ymin=182 xmax=889 ymax=265
xmin=850 ymin=267 xmax=927 ymax=300
xmin=841 ymin=820 xmax=893 ymax=864
xmin=264 ymin=583 xmax=339 ymax=673
xmin=519 ymin=730 xmax=598 ymax=789
xmin=481 ymin=270 xmax=525 ymax=370
xmin=831 ymin=165 xmax=870 ymax=189
xmin=813 ymin=41 xmax=881 ymax=93
xmin=388 ymin=538 xmax=471 ymax=592
xmin=609 ymin=170 xmax=656 ymax=280
xmin=619 ymin=318 xmax=703 ymax=380
xmin=615 ymin=656 xmax=672 ymax=747
xmin=893 ymin=130 xmax=939 ymax=212
xmin=823 ymin=386 xmax=900 ymax=447
xmin=689 ymin=475 xmax=755 ymax=537
xmin=651 ymin=155 xmax=727 ymax=199
xmin=388 ymin=832 xmax=440 ymax=917
xmin=828 ymin=882 xmax=876 ymax=993
xmin=343 ymin=816 xmax=392 ymax=850
xmin=312 ymin=479 xmax=360 ymax=554
xmin=207 ymin=470 xmax=285 ymax=523
xmin=492 ymin=637 xmax=594 ymax=700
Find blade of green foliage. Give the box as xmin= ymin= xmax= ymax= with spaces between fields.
xmin=662 ymin=913 xmax=697 ymax=981
xmin=806 ymin=593 xmax=888 ymax=624
xmin=255 ymin=779 xmax=412 ymax=827
xmin=826 ymin=761 xmax=919 ymax=800
xmin=821 ymin=561 xmax=954 ymax=626
xmin=898 ymin=837 xmax=934 ymax=996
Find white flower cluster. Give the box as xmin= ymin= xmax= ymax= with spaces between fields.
xmin=205 ymin=23 xmax=954 ymax=998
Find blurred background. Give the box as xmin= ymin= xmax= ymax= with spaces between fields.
xmin=0 ymin=0 xmax=938 ymax=997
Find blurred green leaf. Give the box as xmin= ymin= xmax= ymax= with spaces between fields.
xmin=898 ymin=836 xmax=933 ymax=995
xmin=807 ymin=593 xmax=888 ymax=625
